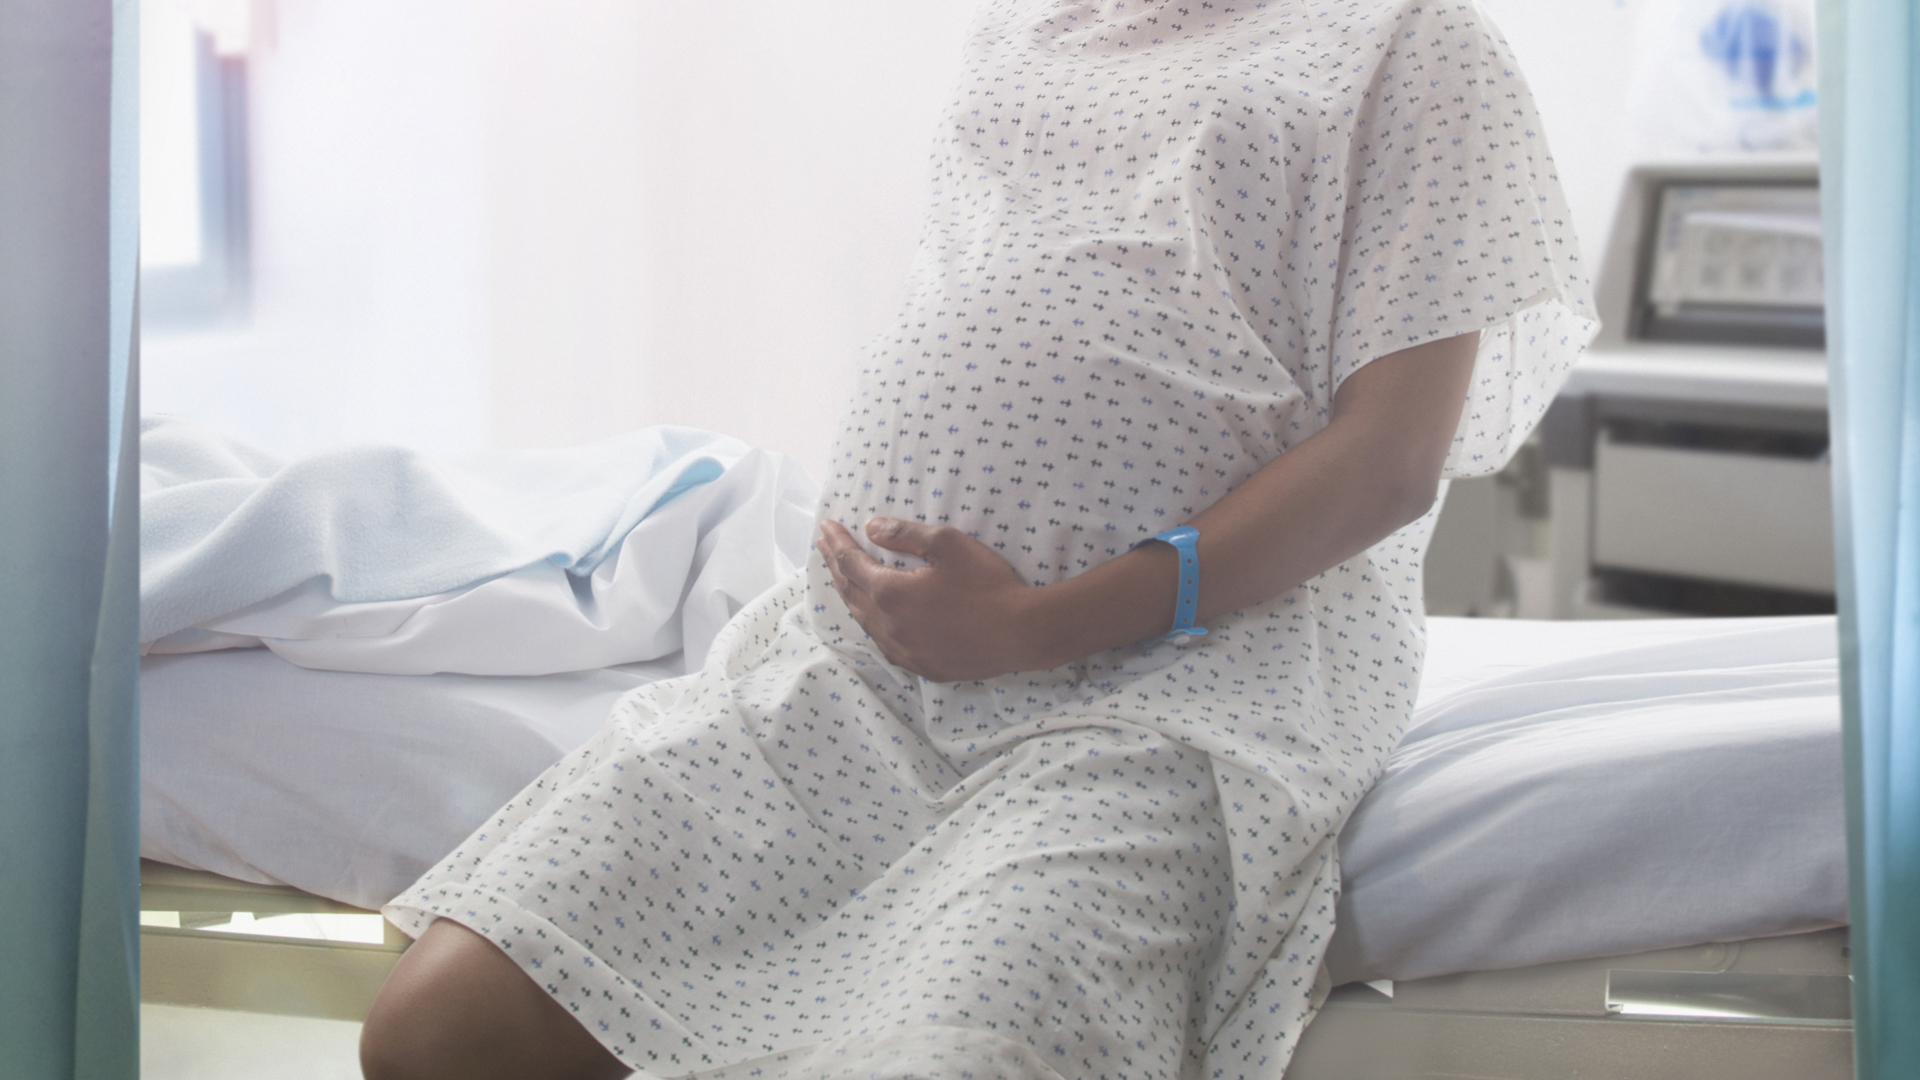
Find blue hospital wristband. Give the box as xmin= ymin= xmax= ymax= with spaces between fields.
xmin=1137 ymin=526 xmax=1207 ymax=641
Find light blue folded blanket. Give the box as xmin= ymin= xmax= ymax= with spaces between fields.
xmin=141 ymin=416 xmax=748 ymax=644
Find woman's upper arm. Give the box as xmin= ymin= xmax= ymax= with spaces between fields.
xmin=1328 ymin=331 xmax=1481 ymax=518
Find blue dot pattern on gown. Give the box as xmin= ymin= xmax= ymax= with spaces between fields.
xmin=386 ymin=1 xmax=1596 ymax=1076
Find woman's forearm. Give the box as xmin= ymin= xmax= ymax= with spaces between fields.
xmin=1014 ymin=332 xmax=1480 ymax=668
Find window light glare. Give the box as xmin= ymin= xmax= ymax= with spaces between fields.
xmin=141 ymin=0 xmax=204 ymax=269
xmin=202 ymin=911 xmax=389 ymax=945
xmin=139 ymin=910 xmax=390 ymax=945
xmin=182 ymin=0 xmax=254 ymax=57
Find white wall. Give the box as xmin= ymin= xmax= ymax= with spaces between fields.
xmin=1477 ymin=0 xmax=1644 ymax=288
xmin=473 ymin=1 xmax=648 ymax=457
xmin=143 ymin=0 xmax=1655 ymax=476
xmin=478 ymin=1 xmax=978 ymax=478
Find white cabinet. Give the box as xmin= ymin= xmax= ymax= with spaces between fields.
xmin=1591 ymin=429 xmax=1832 ymax=595
xmin=1542 ymin=369 xmax=1834 ymax=617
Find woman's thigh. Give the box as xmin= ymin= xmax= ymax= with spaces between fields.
xmin=360 ymin=918 xmax=631 ymax=1080
xmin=836 ymin=726 xmax=1234 ymax=1080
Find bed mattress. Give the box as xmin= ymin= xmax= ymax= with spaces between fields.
xmin=1327 ymin=615 xmax=1845 ymax=982
xmin=139 ymin=614 xmax=1846 ymax=982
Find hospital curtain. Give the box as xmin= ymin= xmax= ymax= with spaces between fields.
xmin=0 ymin=0 xmax=142 ymax=1077
xmin=1817 ymin=1 xmax=1920 ymax=1078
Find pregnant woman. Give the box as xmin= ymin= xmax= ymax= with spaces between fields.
xmin=362 ymin=1 xmax=1593 ymax=1077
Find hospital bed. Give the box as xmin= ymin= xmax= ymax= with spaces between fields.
xmin=138 ymin=611 xmax=1850 ymax=1079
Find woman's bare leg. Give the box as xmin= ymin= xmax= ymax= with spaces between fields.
xmin=360 ymin=919 xmax=630 ymax=1080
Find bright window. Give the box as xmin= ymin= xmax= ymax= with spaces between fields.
xmin=140 ymin=0 xmax=249 ymax=329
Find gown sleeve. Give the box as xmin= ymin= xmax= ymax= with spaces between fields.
xmin=1327 ymin=0 xmax=1599 ymax=478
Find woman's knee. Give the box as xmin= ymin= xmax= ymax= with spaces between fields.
xmin=360 ymin=920 xmax=499 ymax=1080
xmin=360 ymin=918 xmax=629 ymax=1080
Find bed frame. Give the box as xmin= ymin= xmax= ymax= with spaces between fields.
xmin=139 ymin=859 xmax=408 ymax=1022
xmin=1290 ymin=927 xmax=1852 ymax=1079
xmin=139 ymin=860 xmax=1852 ymax=1077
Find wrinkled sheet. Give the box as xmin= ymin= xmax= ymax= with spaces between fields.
xmin=140 ymin=615 xmax=1847 ymax=980
xmin=141 ymin=416 xmax=818 ymax=675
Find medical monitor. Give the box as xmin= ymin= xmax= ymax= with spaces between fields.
xmin=1592 ymin=158 xmax=1823 ymax=351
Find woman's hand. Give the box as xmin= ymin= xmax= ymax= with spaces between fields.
xmin=816 ymin=517 xmax=1048 ymax=682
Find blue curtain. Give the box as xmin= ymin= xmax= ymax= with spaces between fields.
xmin=1818 ymin=1 xmax=1920 ymax=1078
xmin=0 ymin=0 xmax=141 ymax=1076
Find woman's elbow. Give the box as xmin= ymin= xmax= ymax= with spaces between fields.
xmin=1380 ymin=465 xmax=1446 ymax=532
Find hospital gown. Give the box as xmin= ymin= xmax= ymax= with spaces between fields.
xmin=386 ymin=1 xmax=1596 ymax=1076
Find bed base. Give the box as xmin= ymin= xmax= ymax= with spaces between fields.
xmin=139 ymin=859 xmax=407 ymax=1022
xmin=140 ymin=860 xmax=1852 ymax=1079
xmin=1289 ymin=928 xmax=1852 ymax=1079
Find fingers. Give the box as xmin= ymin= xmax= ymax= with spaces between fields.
xmin=817 ymin=521 xmax=885 ymax=633
xmin=819 ymin=519 xmax=911 ymax=621
xmin=820 ymin=520 xmax=896 ymax=601
xmin=864 ymin=516 xmax=950 ymax=560
xmin=816 ymin=520 xmax=917 ymax=667
xmin=816 ymin=520 xmax=872 ymax=597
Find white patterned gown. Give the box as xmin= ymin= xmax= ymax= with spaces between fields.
xmin=387 ymin=2 xmax=1595 ymax=1076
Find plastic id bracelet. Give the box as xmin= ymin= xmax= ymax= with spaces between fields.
xmin=1137 ymin=525 xmax=1207 ymax=640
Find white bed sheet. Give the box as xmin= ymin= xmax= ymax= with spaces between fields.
xmin=1326 ymin=614 xmax=1845 ymax=982
xmin=140 ymin=653 xmax=668 ymax=909
xmin=139 ymin=615 xmax=1846 ymax=981
xmin=142 ymin=417 xmax=820 ymax=677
